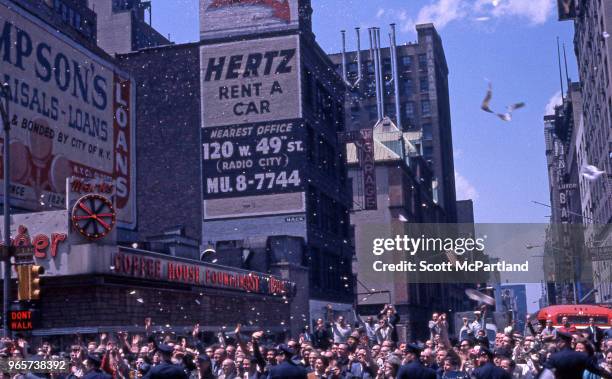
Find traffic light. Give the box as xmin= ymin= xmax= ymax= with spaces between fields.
xmin=16 ymin=265 xmax=45 ymax=301
xmin=30 ymin=265 xmax=44 ymax=300
xmin=16 ymin=265 xmax=29 ymax=301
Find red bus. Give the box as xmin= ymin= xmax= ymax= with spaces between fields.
xmin=536 ymin=305 xmax=612 ymax=329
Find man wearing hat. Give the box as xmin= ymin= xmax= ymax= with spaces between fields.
xmin=267 ymin=344 xmax=307 ymax=379
xmin=545 ymin=331 xmax=612 ymax=379
xmin=347 ymin=331 xmax=361 ymax=353
xmin=195 ymin=353 xmax=215 ymax=379
xmin=142 ymin=344 xmax=188 ymax=379
xmin=397 ymin=343 xmax=436 ymax=379
xmin=83 ymin=353 xmax=112 ymax=379
xmin=472 ymin=347 xmax=511 ymax=379
xmin=470 ymin=311 xmax=485 ymax=336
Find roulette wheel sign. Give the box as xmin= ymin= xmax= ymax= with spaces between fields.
xmin=71 ymin=194 xmax=116 ymax=240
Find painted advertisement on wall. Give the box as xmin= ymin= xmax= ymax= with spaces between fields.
xmin=200 ymin=34 xmax=301 ymax=128
xmin=0 ymin=1 xmax=136 ymax=228
xmin=202 ymin=119 xmax=305 ymax=199
xmin=200 ymin=0 xmax=301 ymax=40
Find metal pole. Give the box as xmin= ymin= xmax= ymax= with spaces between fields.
xmin=1 ymin=83 xmax=10 ymax=337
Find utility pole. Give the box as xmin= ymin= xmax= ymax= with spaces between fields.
xmin=1 ymin=82 xmax=11 ymax=337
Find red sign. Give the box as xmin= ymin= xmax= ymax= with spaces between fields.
xmin=208 ymin=0 xmax=291 ymax=22
xmin=0 ymin=225 xmax=67 ymax=260
xmin=111 ymin=252 xmax=292 ymax=296
xmin=113 ymin=77 xmax=132 ymax=211
xmin=71 ymin=194 xmax=116 ymax=240
xmin=360 ymin=129 xmax=377 ymax=210
xmin=9 ymin=310 xmax=35 ymax=331
xmin=71 ymin=179 xmax=114 ymax=195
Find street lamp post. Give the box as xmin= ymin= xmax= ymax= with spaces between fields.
xmin=0 ymin=82 xmax=11 ymax=337
xmin=527 ymin=244 xmax=578 ymax=304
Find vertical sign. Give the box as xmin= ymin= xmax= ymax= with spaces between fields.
xmin=360 ymin=129 xmax=377 ymax=210
xmin=557 ymin=0 xmax=576 ymax=21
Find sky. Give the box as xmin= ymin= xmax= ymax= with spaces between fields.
xmin=151 ymin=0 xmax=577 ymax=226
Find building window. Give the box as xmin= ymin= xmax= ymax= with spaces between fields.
xmin=383 ymin=58 xmax=392 ymax=73
xmin=418 ymin=54 xmax=427 ymax=70
xmin=404 ymin=102 xmax=415 ymax=119
xmin=423 ymin=123 xmax=432 ymax=140
xmin=420 ymin=77 xmax=429 ymax=92
xmin=402 ymin=78 xmax=413 ymax=96
xmin=306 ymin=125 xmax=315 ymax=162
xmin=367 ymin=105 xmax=377 ymax=120
xmin=366 ymin=80 xmax=376 ymax=98
xmin=347 ymin=62 xmax=358 ymax=78
xmin=366 ymin=60 xmax=375 ymax=75
xmin=401 ymin=55 xmax=413 ymax=69
xmin=421 ymin=100 xmax=431 ymax=116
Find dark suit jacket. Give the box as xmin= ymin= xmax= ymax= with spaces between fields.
xmin=472 ymin=362 xmax=511 ymax=379
xmin=546 ymin=348 xmax=612 ymax=379
xmin=397 ymin=360 xmax=437 ymax=379
xmin=82 ymin=370 xmax=112 ymax=379
xmin=267 ymin=360 xmax=308 ymax=379
xmin=585 ymin=325 xmax=604 ymax=345
xmin=142 ymin=361 xmax=189 ymax=379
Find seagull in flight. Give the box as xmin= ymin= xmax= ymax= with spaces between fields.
xmin=581 ymin=165 xmax=605 ymax=180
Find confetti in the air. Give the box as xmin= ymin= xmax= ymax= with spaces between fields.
xmin=136 ymin=298 xmax=144 ymax=303
xmin=398 ymin=214 xmax=408 ymax=222
xmin=604 ymin=31 xmax=610 ymax=39
xmin=129 ymin=290 xmax=136 ymax=295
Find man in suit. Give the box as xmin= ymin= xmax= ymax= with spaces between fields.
xmin=83 ymin=353 xmax=112 ymax=379
xmin=546 ymin=331 xmax=612 ymax=379
xmin=472 ymin=347 xmax=511 ymax=379
xmin=267 ymin=344 xmax=307 ymax=379
xmin=143 ymin=344 xmax=188 ymax=379
xmin=397 ymin=343 xmax=436 ymax=379
xmin=585 ymin=317 xmax=604 ymax=350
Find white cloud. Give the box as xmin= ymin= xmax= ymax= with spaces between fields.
xmin=487 ymin=0 xmax=554 ymax=24
xmin=415 ymin=0 xmax=467 ymax=29
xmin=395 ymin=0 xmax=553 ymax=33
xmin=544 ymin=90 xmax=562 ymax=115
xmin=455 ymin=171 xmax=479 ymax=200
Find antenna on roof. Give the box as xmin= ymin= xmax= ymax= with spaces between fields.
xmin=556 ymin=37 xmax=565 ymax=101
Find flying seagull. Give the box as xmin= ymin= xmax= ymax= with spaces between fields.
xmin=497 ymin=102 xmax=526 ymax=121
xmin=481 ymin=82 xmax=526 ymax=121
xmin=581 ymin=165 xmax=605 ymax=180
xmin=481 ymin=82 xmax=494 ymax=113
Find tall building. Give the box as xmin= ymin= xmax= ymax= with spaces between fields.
xmin=328 ymin=24 xmax=457 ymax=222
xmin=558 ymin=0 xmax=612 ymax=303
xmin=543 ymin=82 xmax=594 ymax=304
xmin=199 ymin=0 xmax=355 ymax=325
xmin=87 ymin=0 xmax=169 ymax=55
xmin=346 ymin=117 xmax=471 ymax=340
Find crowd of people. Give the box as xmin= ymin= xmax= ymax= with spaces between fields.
xmin=0 ymin=305 xmax=611 ymax=379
